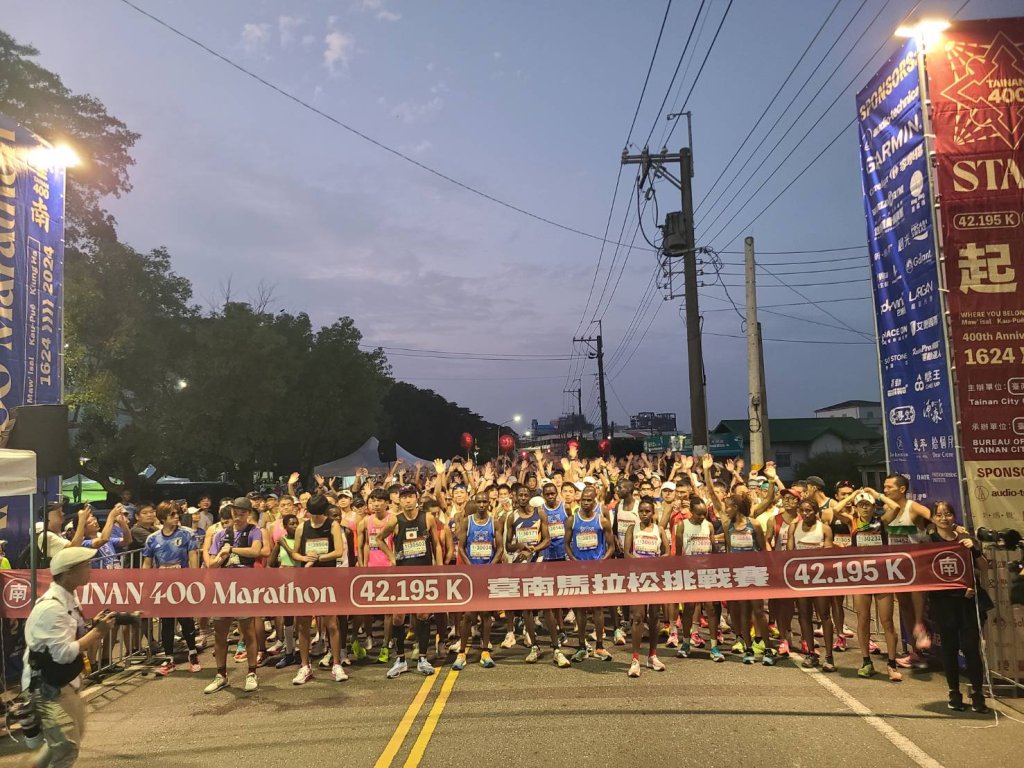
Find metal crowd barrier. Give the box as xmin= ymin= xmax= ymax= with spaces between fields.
xmin=980 ymin=543 xmax=1024 ymax=697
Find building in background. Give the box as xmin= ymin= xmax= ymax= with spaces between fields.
xmin=814 ymin=399 xmax=882 ymax=428
xmin=629 ymin=412 xmax=677 ymax=433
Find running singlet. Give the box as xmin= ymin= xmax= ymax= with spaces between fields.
xmin=773 ymin=514 xmax=794 ymax=552
xmin=614 ymin=500 xmax=640 ymax=553
xmin=396 ymin=513 xmax=432 ymax=566
xmin=142 ymin=527 xmax=197 ymax=568
xmin=830 ymin=512 xmax=852 ymax=548
xmin=466 ymin=515 xmax=496 ymax=565
xmin=794 ymin=521 xmax=825 ymax=549
xmin=887 ymin=500 xmax=927 ymax=545
xmin=570 ymin=512 xmax=606 ymax=561
xmin=852 ymin=518 xmax=888 ymax=548
xmin=365 ymin=514 xmax=393 ymax=567
xmin=300 ymin=518 xmax=335 ymax=567
xmin=727 ymin=520 xmax=758 ymax=553
xmin=211 ymin=524 xmax=263 ymax=568
xmin=511 ymin=511 xmax=542 ymax=560
xmin=544 ymin=504 xmax=568 ymax=561
xmin=681 ymin=518 xmax=714 ymax=555
xmin=631 ymin=524 xmax=662 ymax=558
xmin=278 ymin=536 xmax=296 ymax=567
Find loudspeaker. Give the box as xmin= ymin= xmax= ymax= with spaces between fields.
xmin=6 ymin=404 xmax=70 ymax=476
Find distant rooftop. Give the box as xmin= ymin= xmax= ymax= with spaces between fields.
xmin=814 ymin=400 xmax=881 ymax=413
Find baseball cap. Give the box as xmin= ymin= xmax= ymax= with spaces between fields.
xmin=853 ymin=491 xmax=875 ymax=505
xmin=230 ymin=497 xmax=253 ymax=511
xmin=661 ymin=481 xmax=676 ymax=491
xmin=399 ymin=485 xmax=418 ymax=497
xmin=573 ymin=481 xmax=586 ymax=492
xmin=50 ymin=546 xmax=97 ymax=575
xmin=583 ymin=476 xmax=597 ymax=485
xmin=339 ymin=489 xmax=354 ymax=498
xmin=805 ymin=476 xmax=825 ymax=490
xmin=781 ymin=488 xmax=801 ymax=499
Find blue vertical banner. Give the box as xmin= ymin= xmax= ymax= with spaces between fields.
xmin=0 ymin=114 xmax=66 ymax=552
xmin=856 ymin=41 xmax=962 ymax=510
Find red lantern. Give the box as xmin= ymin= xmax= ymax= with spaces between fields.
xmin=460 ymin=432 xmax=474 ymax=450
xmin=598 ymin=438 xmax=611 ymax=455
xmin=498 ymin=434 xmax=515 ymax=453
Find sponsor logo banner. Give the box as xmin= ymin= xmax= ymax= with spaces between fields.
xmin=0 ymin=544 xmax=973 ymax=618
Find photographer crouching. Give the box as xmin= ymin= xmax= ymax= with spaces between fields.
xmin=17 ymin=547 xmax=126 ymax=767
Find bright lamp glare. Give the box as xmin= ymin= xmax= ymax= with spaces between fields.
xmin=895 ymin=18 xmax=950 ymax=47
xmin=27 ymin=144 xmax=81 ymax=169
xmin=513 ymin=414 xmax=522 ymax=423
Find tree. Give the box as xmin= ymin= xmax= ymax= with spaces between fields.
xmin=378 ymin=383 xmax=500 ymax=462
xmin=793 ymin=451 xmax=865 ymax=494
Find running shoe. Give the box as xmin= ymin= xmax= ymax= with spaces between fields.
xmin=895 ymin=653 xmax=914 ymax=669
xmin=666 ymin=629 xmax=680 ymax=648
xmin=912 ymin=624 xmax=931 ymax=651
xmin=659 ymin=624 xmax=671 ymax=638
xmin=558 ymin=632 xmax=569 ymax=648
xmin=553 ymin=650 xmax=571 ymax=669
xmin=887 ymin=665 xmax=903 ymax=682
xmin=447 ymin=626 xmax=457 ymax=640
xmin=868 ymin=640 xmax=882 ymax=655
xmin=195 ymin=632 xmax=208 ymax=649
xmin=970 ymin=696 xmax=990 ymax=714
xmin=731 ymin=640 xmax=745 ymax=654
xmin=768 ymin=623 xmax=780 ymax=639
xmin=627 ymin=658 xmax=641 ymax=678
xmin=513 ymin=616 xmax=525 ymax=635
xmin=188 ymin=654 xmax=202 ymax=673
xmin=719 ymin=618 xmax=732 ymax=633
xmin=352 ymin=639 xmax=367 ymax=661
xmin=565 ymin=610 xmax=576 ymax=624
xmin=676 ymin=640 xmax=690 ymax=659
xmin=802 ymin=654 xmax=820 ymax=669
xmin=471 ymin=624 xmax=481 ymax=641
xmin=777 ymin=639 xmax=791 ymax=658
xmin=709 ymin=646 xmax=725 ymax=663
xmin=377 ymin=646 xmax=390 ymax=664
xmin=647 ymin=654 xmax=666 ymax=672
xmin=417 ymin=657 xmax=435 ymax=676
xmin=203 ymin=674 xmax=228 ymax=694
xmin=480 ymin=651 xmax=496 ymax=668
xmin=571 ymin=648 xmax=588 ymax=664
xmin=699 ymin=615 xmax=709 ymax=629
xmin=452 ymin=653 xmax=467 ymax=670
xmin=613 ymin=628 xmax=627 ymax=646
xmin=761 ymin=649 xmax=777 ymax=667
xmin=155 ymin=661 xmax=175 ymax=676
xmin=244 ymin=672 xmax=258 ymax=692
xmin=275 ymin=652 xmax=297 ymax=669
xmin=833 ymin=636 xmax=847 ymax=652
xmin=592 ymin=648 xmax=612 ymax=661
xmin=386 ymin=659 xmax=408 ymax=679
xmin=319 ymin=654 xmax=333 ymax=670
xmin=292 ymin=665 xmax=314 ymax=685
xmin=266 ymin=640 xmax=283 ymax=655
xmin=233 ymin=642 xmax=247 ymax=663
xmin=751 ymin=639 xmax=766 ymax=658
xmin=255 ymin=651 xmax=265 ymax=667
xmin=715 ymin=630 xmax=725 ymax=645
xmin=948 ymin=692 xmax=966 ymax=711
xmin=813 ymin=625 xmax=824 ymax=638
xmin=842 ymin=625 xmax=854 ymax=638
xmin=338 ymin=650 xmax=351 ymax=667
xmin=742 ymin=649 xmax=755 ymax=665
xmin=310 ymin=640 xmax=325 ymax=657
xmin=448 ymin=640 xmax=462 ymax=654
xmin=690 ymin=632 xmax=707 ymax=649
xmin=500 ymin=631 xmax=517 ymax=649
xmin=524 ymin=646 xmax=540 ymax=664
xmin=799 ymin=641 xmax=811 ymax=655
xmin=822 ymin=657 xmax=837 ymax=673
xmin=857 ymin=662 xmax=877 ymax=678
xmin=332 ymin=663 xmax=349 ymax=682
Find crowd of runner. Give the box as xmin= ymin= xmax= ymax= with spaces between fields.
xmin=31 ymin=448 xmax=991 ymax=714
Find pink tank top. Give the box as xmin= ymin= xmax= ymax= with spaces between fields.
xmin=365 ymin=513 xmax=394 ymax=567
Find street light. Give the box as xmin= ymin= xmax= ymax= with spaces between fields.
xmin=895 ymin=18 xmax=950 ymax=48
xmin=27 ymin=144 xmax=81 ymax=169
xmin=176 ymin=378 xmax=188 ymax=391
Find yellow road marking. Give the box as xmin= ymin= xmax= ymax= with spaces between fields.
xmin=403 ymin=668 xmax=460 ymax=767
xmin=374 ymin=671 xmax=441 ymax=768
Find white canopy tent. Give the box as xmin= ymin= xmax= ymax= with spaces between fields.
xmin=314 ymin=437 xmax=387 ymax=477
xmin=0 ymin=448 xmax=38 ymax=496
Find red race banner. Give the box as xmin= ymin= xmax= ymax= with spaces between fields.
xmin=926 ymin=18 xmax=1024 ymax=532
xmin=0 ymin=544 xmax=973 ymax=618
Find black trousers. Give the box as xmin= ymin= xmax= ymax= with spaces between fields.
xmin=161 ymin=617 xmax=197 ymax=659
xmin=938 ymin=614 xmax=983 ymax=694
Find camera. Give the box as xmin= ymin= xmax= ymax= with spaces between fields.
xmin=109 ymin=611 xmax=142 ymax=627
xmin=6 ymin=698 xmax=43 ymax=749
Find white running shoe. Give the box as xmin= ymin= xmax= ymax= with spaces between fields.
xmin=292 ymin=665 xmax=314 ymax=685
xmin=332 ymin=663 xmax=349 ymax=682
xmin=244 ymin=672 xmax=258 ymax=692
xmin=318 ymin=653 xmax=332 ymax=669
xmin=647 ymin=654 xmax=666 ymax=672
xmin=417 ymin=657 xmax=435 ymax=676
xmin=387 ymin=659 xmax=409 ymax=679
xmin=500 ymin=631 xmax=516 ymax=649
xmin=203 ymin=674 xmax=228 ymax=694
xmin=553 ymin=649 xmax=571 ymax=668
xmin=627 ymin=658 xmax=641 ymax=678
xmin=338 ymin=650 xmax=351 ymax=667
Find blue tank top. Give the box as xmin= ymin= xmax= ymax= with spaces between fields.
xmin=570 ymin=512 xmax=606 ymax=560
xmin=466 ymin=515 xmax=496 ymax=565
xmin=544 ymin=504 xmax=568 ymax=561
xmin=728 ymin=519 xmax=758 ymax=553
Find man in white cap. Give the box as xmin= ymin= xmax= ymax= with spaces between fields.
xmin=22 ymin=546 xmax=117 ymax=767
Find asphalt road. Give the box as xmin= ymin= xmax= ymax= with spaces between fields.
xmin=2 ymin=624 xmax=1021 ymax=768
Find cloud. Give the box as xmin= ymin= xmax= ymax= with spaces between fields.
xmin=278 ymin=16 xmax=304 ymax=47
xmin=398 ymin=139 xmax=432 ymax=155
xmin=301 ymin=34 xmax=315 ymax=46
xmin=323 ymin=30 xmax=355 ymax=74
xmin=240 ymin=23 xmax=271 ymax=52
xmin=391 ymin=96 xmax=443 ymax=124
xmin=493 ymin=51 xmax=502 ymax=59
xmin=377 ymin=10 xmax=402 ymax=22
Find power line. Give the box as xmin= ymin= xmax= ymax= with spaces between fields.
xmin=714 ymin=261 xmax=867 ymax=276
xmin=699 ymin=294 xmax=870 ymax=311
xmin=654 ymin=3 xmax=711 ymax=151
xmin=704 ymin=331 xmax=873 ymax=346
xmin=711 ymin=274 xmax=867 ymax=288
xmin=117 ymin=0 xmax=654 ymax=252
xmin=626 ymin=0 xmax=674 ymax=146
xmin=361 ymin=344 xmax=573 ymax=361
xmin=718 ymin=245 xmax=864 ymax=254
xmin=607 ymin=378 xmax=631 ymax=420
xmin=610 ymin=297 xmax=666 ymax=379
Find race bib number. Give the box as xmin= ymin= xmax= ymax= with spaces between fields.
xmin=306 ymin=538 xmax=330 ymax=555
xmin=575 ymin=530 xmax=598 ymax=550
xmin=403 ymin=537 xmax=427 ymax=558
xmin=858 ymin=532 xmax=883 ymax=547
xmin=833 ymin=533 xmax=852 ymax=548
xmin=159 ymin=563 xmax=182 ymax=569
xmin=796 ymin=541 xmax=819 ymax=550
xmin=516 ymin=526 xmax=540 ymax=545
xmin=469 ymin=541 xmax=493 ymax=560
xmin=548 ymin=522 xmax=565 ymax=540
xmin=227 ymin=553 xmax=241 ymax=567
xmin=730 ymin=531 xmax=754 ymax=550
xmin=635 ymin=535 xmax=659 ymax=555
xmin=687 ymin=536 xmax=712 ymax=555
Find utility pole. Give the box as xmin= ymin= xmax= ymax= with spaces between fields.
xmin=563 ymin=381 xmax=583 ymax=435
xmin=746 ymin=236 xmax=767 ymax=467
xmin=573 ymin=323 xmax=609 ymax=439
xmin=622 ymin=119 xmax=708 ymax=451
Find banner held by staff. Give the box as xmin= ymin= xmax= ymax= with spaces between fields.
xmin=0 ymin=543 xmax=974 ymax=619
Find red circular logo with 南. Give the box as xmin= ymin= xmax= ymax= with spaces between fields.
xmin=2 ymin=577 xmax=32 ymax=611
xmin=931 ymin=550 xmax=968 ymax=583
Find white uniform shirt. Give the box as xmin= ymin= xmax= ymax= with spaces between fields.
xmin=21 ymin=583 xmax=87 ymax=691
